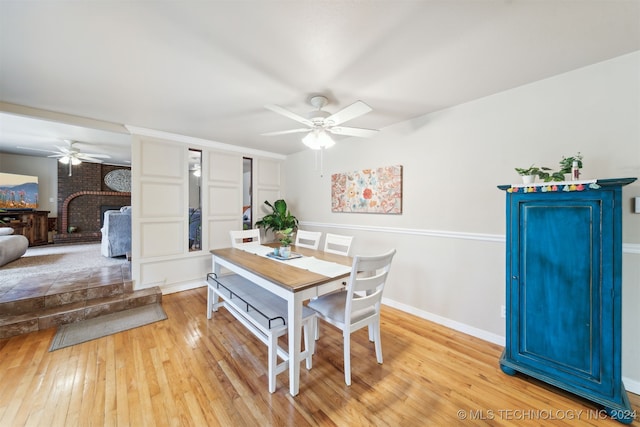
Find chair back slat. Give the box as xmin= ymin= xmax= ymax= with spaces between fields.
xmin=295 ymin=230 xmax=322 ymax=250
xmin=229 ymin=229 xmax=261 ymax=248
xmin=324 ymin=233 xmax=354 ymax=256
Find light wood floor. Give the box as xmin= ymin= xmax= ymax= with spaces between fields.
xmin=0 ymin=287 xmax=637 ymax=426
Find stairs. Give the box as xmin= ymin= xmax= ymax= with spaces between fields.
xmin=0 ymin=265 xmax=162 ymax=339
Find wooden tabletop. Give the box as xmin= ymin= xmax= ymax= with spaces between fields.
xmin=210 ymin=244 xmax=352 ymax=293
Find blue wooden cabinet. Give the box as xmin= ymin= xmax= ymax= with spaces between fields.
xmin=498 ymin=178 xmax=636 ymax=424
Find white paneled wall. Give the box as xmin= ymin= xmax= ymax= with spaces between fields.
xmin=207 ymin=151 xmax=243 ymax=250
xmin=129 ymin=130 xmax=284 ymax=294
xmin=132 ymin=136 xmax=195 ymax=289
xmin=254 ymin=158 xmax=282 ymax=242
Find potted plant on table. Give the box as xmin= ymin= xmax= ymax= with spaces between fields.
xmin=255 ymin=199 xmax=299 ymax=246
xmin=278 ymin=227 xmax=294 ymax=258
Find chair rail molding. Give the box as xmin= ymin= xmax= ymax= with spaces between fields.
xmin=300 ymin=221 xmax=640 ymax=252
xmin=300 ymin=221 xmax=505 ymax=243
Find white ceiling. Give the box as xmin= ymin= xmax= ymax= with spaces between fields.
xmin=0 ymin=0 xmax=639 ymax=163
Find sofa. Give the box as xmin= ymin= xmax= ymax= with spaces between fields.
xmin=101 ymin=206 xmax=131 ymax=257
xmin=0 ymin=227 xmax=29 ymax=267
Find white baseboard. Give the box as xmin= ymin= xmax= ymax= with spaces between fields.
xmin=623 ymin=377 xmax=640 ymax=396
xmin=160 ymin=280 xmax=205 ymax=295
xmin=382 ymin=297 xmax=505 ymax=346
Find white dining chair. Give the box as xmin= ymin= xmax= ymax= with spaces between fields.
xmin=294 ymin=230 xmax=322 ymax=250
xmin=323 ymin=233 xmax=353 ymax=256
xmin=314 ymin=232 xmax=354 ymax=340
xmin=229 ymin=229 xmax=261 ymax=248
xmin=308 ymin=249 xmax=396 ymax=386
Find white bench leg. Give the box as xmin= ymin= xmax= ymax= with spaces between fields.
xmin=207 ymin=284 xmax=220 ymax=319
xmin=268 ymin=332 xmax=277 ymax=393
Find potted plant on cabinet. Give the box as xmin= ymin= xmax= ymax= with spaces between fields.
xmin=536 ymin=153 xmax=584 ymax=182
xmin=515 ymin=165 xmax=547 ymax=184
xmin=255 ymin=199 xmax=299 ymax=244
xmin=559 ymin=152 xmax=583 ymax=180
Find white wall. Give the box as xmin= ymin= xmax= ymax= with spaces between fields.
xmin=284 ymin=51 xmax=640 ymax=389
xmin=0 ymin=152 xmax=58 ymax=216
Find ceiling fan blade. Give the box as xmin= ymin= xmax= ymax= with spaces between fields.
xmin=54 ymin=145 xmax=74 ymax=155
xmin=261 ymin=128 xmax=311 ymax=136
xmin=77 ymin=155 xmax=104 ymax=163
xmin=326 ymin=101 xmax=372 ymax=126
xmin=265 ymin=104 xmax=313 ymax=127
xmin=79 ymin=152 xmax=111 ymax=159
xmin=328 ymin=126 xmax=379 ymax=138
xmin=47 ymin=153 xmax=65 ymax=158
xmin=17 ymin=146 xmax=59 ymax=154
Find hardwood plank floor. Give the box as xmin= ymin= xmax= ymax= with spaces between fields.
xmin=0 ymin=287 xmax=637 ymax=426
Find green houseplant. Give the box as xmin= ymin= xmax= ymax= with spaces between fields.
xmin=537 ymin=153 xmax=584 ymax=182
xmin=255 ymin=199 xmax=299 ymax=236
xmin=514 ymin=165 xmax=549 ymax=184
xmin=278 ymin=227 xmax=294 ymax=258
xmin=559 ymin=152 xmax=583 ymax=175
xmin=515 ymin=153 xmax=584 ymax=183
xmin=278 ymin=227 xmax=294 ymax=247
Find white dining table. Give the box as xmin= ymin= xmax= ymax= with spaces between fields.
xmin=209 ymin=243 xmax=352 ymax=396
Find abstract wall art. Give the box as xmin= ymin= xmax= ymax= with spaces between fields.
xmin=331 ymin=165 xmax=402 ymax=214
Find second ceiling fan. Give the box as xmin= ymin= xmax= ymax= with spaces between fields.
xmin=18 ymin=139 xmax=111 ymax=176
xmin=262 ymin=95 xmax=379 ymax=149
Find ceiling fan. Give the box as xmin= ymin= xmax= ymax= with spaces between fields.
xmin=18 ymin=139 xmax=111 ymax=176
xmin=262 ymin=95 xmax=379 ymax=149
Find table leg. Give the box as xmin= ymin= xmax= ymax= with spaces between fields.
xmin=288 ymin=295 xmax=303 ymax=396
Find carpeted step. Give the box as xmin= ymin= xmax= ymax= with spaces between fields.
xmin=0 ymin=269 xmax=131 ymax=316
xmin=0 ymin=286 xmax=162 ymax=339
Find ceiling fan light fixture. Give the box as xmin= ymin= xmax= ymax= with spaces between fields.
xmin=302 ymin=129 xmax=335 ymax=150
xmin=59 ymin=155 xmax=81 ymax=165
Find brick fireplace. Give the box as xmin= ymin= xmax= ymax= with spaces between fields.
xmin=55 ymin=163 xmax=131 ymax=244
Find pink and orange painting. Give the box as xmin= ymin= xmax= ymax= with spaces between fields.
xmin=331 ymin=165 xmax=402 ymax=214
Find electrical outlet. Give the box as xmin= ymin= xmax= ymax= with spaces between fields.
xmin=501 ymin=305 xmax=506 ymax=318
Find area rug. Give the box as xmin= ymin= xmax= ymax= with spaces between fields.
xmin=49 ymin=304 xmax=167 ymax=351
xmin=0 ymin=242 xmax=128 ymax=291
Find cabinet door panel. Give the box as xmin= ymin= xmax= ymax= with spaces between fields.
xmin=511 ymin=195 xmax=612 ymax=394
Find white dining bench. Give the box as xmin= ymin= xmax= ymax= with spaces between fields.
xmin=206 ymin=273 xmax=315 ymax=393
